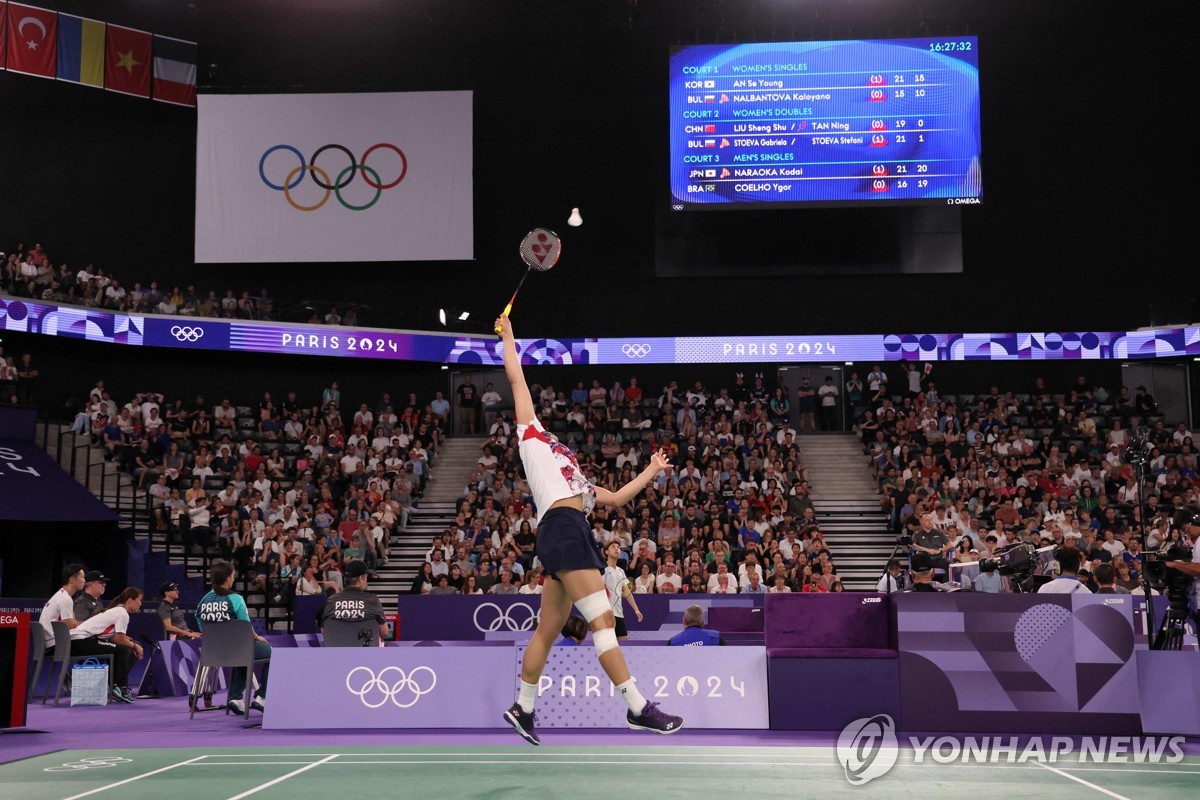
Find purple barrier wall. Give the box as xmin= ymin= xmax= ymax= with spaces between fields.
xmin=519 ymin=644 xmax=769 ymax=729
xmin=264 ymin=647 xmax=515 ymax=729
xmin=394 ymin=594 xmax=763 ymax=641
xmin=896 ymin=593 xmax=1142 ymax=734
xmin=1136 ymin=651 xmax=1200 ymax=735
xmin=262 ymin=643 xmax=769 ymax=730
xmin=764 ymin=592 xmax=894 ymax=657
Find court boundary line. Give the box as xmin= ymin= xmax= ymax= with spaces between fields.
xmin=60 ymin=756 xmax=208 ymax=800
xmin=1034 ymin=761 xmax=1130 ymax=800
xmin=223 ymin=754 xmax=340 ymax=800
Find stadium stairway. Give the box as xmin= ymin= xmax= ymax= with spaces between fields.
xmin=802 ymin=434 xmax=895 ymax=590
xmin=388 ymin=436 xmax=487 ymax=594
xmin=38 ymin=422 xmax=458 ymax=621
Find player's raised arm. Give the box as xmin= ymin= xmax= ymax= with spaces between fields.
xmin=596 ymin=449 xmax=672 ymax=508
xmin=496 ymin=315 xmax=534 ymax=425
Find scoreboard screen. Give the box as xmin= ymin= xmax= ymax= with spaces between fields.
xmin=669 ymin=37 xmax=982 ymax=210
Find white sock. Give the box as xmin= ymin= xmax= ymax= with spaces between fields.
xmin=616 ymin=678 xmax=647 ymax=715
xmin=517 ymin=680 xmax=538 ymax=714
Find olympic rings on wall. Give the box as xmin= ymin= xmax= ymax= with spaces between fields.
xmin=345 ymin=665 xmax=437 ymax=709
xmin=472 ymin=602 xmax=539 ymax=632
xmin=259 ymin=144 xmax=408 ymax=211
xmin=170 ymin=326 xmax=205 ymax=342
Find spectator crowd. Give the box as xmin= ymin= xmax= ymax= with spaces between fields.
xmin=413 ymin=372 xmax=847 ymax=596
xmin=856 ymin=365 xmax=1196 ymax=592
xmin=3 ymin=239 xmax=374 ymax=327
xmin=70 ymin=377 xmax=446 ymax=607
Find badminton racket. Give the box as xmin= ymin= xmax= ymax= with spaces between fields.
xmin=494 ymin=228 xmax=562 ymax=334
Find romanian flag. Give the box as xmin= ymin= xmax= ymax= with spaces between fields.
xmin=5 ymin=2 xmax=57 ymax=78
xmin=56 ymin=14 xmax=105 ymax=87
xmin=105 ymin=23 xmax=151 ymax=98
xmin=152 ymin=34 xmax=196 ymax=107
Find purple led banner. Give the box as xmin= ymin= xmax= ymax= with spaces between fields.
xmin=5 ymin=294 xmax=1200 ymax=365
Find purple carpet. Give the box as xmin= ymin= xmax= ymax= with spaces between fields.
xmin=6 ymin=696 xmax=1200 ymax=766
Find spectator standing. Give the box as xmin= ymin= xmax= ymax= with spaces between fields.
xmin=818 ymin=375 xmax=840 ymax=431
xmin=795 ymin=377 xmax=816 ymax=433
xmin=456 ymin=376 xmax=479 ymax=434
xmin=481 ymin=383 xmax=504 ymax=432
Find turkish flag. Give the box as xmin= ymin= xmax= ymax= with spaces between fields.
xmin=5 ymin=2 xmax=57 ymax=78
xmin=105 ymin=23 xmax=151 ymax=97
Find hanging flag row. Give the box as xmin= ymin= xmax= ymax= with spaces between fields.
xmin=0 ymin=1 xmax=196 ymax=107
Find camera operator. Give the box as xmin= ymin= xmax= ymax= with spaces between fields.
xmin=1162 ymin=511 xmax=1200 ymax=605
xmin=1037 ymin=546 xmax=1092 ymax=594
xmin=911 ymin=513 xmax=954 ymax=577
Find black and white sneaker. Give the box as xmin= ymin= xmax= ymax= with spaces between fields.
xmin=503 ymin=702 xmax=540 ymax=746
xmin=227 ymin=698 xmax=247 ymax=716
xmin=627 ymin=702 xmax=683 ymax=734
xmin=110 ymin=686 xmax=134 ymax=704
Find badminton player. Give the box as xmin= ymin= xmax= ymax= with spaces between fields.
xmin=603 ymin=540 xmax=643 ymax=639
xmin=497 ymin=315 xmax=682 ymax=745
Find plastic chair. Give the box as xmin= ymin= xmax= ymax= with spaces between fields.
xmin=27 ymin=624 xmax=47 ymax=699
xmin=188 ymin=620 xmax=267 ymax=722
xmin=323 ymin=619 xmax=380 ymax=647
xmin=49 ymin=621 xmax=113 ymax=707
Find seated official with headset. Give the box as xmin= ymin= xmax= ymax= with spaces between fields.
xmin=668 ymin=605 xmax=724 ymax=646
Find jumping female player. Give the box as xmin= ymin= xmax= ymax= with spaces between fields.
xmin=498 ymin=316 xmax=683 ymax=745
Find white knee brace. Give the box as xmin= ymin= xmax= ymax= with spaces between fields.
xmin=575 ymin=590 xmax=619 ymax=657
xmin=592 ymin=626 xmax=619 ymax=657
xmin=575 ymin=590 xmax=610 ymax=623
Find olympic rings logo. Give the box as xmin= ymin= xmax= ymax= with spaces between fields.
xmin=345 ymin=665 xmax=437 ymax=709
xmin=622 ymin=343 xmax=652 ymax=359
xmin=259 ymin=144 xmax=408 ymax=212
xmin=170 ymin=325 xmax=204 ymax=342
xmin=44 ymin=757 xmax=133 ymax=772
xmin=473 ymin=602 xmax=539 ymax=632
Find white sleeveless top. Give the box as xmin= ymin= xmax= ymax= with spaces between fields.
xmin=517 ymin=418 xmax=596 ymax=523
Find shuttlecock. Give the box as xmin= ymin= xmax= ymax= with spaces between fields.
xmin=567 ymin=207 xmax=583 ymax=227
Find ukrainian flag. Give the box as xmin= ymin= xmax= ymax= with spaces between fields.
xmin=57 ymin=14 xmax=106 ymax=87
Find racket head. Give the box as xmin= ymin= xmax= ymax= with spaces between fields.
xmin=519 ymin=228 xmax=562 ymax=272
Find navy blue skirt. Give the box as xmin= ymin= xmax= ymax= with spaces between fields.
xmin=537 ymin=506 xmax=605 ymax=580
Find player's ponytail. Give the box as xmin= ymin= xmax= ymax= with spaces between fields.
xmin=106 ymin=587 xmax=143 ymax=610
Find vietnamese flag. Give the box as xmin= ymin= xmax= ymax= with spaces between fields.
xmin=105 ymin=23 xmax=151 ymax=97
xmin=5 ymin=2 xmax=58 ymax=78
